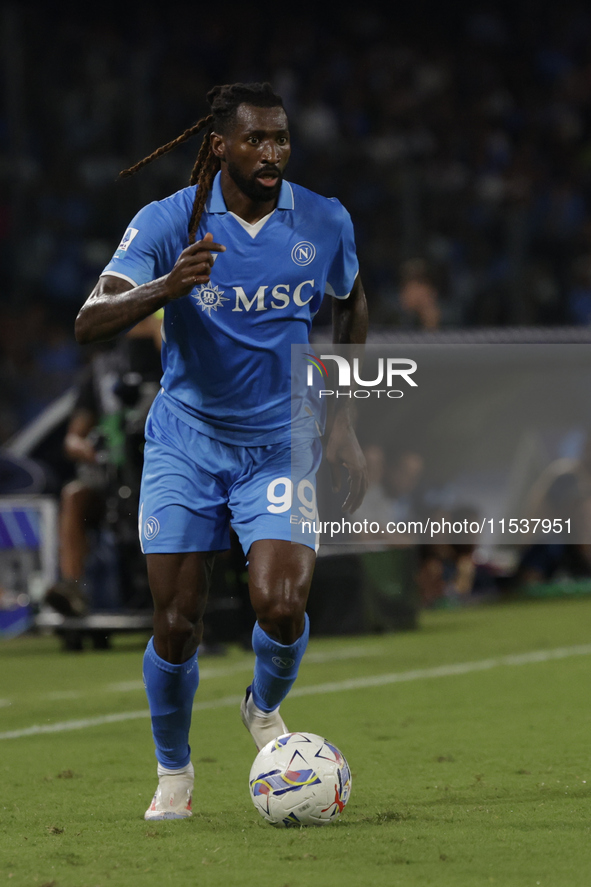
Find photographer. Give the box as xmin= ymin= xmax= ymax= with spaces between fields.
xmin=45 ymin=315 xmax=161 ymax=617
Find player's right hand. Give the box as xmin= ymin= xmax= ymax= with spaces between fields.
xmin=164 ymin=232 xmax=226 ymax=300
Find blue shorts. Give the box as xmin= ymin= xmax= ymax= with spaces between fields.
xmin=139 ymin=393 xmax=321 ymax=556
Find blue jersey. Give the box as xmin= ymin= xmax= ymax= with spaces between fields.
xmin=102 ymin=172 xmax=359 ymax=445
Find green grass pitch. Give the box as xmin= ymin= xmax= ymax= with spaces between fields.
xmin=1 ymin=597 xmax=591 ymax=887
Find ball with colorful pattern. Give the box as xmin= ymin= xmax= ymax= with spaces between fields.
xmin=248 ymin=732 xmax=352 ymax=827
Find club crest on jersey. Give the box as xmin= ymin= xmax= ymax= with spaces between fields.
xmin=192 ymin=283 xmax=230 ymax=316
xmin=291 ymin=241 xmax=316 ymax=266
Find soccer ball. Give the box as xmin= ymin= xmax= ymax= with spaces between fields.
xmin=248 ymin=732 xmax=352 ymax=827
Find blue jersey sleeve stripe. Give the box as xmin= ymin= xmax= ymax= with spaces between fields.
xmin=100 ymin=270 xmax=139 ymax=288
xmin=325 ymin=272 xmax=359 ymax=300
xmin=278 ymin=181 xmax=295 ymax=210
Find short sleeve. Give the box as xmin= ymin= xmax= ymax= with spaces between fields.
xmin=325 ymin=204 xmax=359 ymax=299
xmin=101 ymin=201 xmax=167 ymax=287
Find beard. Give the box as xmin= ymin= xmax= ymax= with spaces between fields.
xmin=226 ymin=160 xmax=283 ymax=202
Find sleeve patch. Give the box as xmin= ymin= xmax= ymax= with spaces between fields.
xmin=117 ymin=227 xmax=139 ymax=251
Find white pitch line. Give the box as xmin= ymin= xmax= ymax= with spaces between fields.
xmin=106 ymin=681 xmax=145 ymax=693
xmin=46 ymin=690 xmax=84 ymax=701
xmin=0 ymin=645 xmax=384 ymax=708
xmin=2 ymin=643 xmax=591 ymax=742
xmin=299 ymin=646 xmax=381 ymax=665
xmin=105 ymin=646 xmax=383 ymax=693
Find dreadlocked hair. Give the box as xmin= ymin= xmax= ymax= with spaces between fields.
xmin=119 ymin=82 xmax=284 ymax=244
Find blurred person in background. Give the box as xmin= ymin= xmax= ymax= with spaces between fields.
xmin=416 ymin=506 xmax=492 ymax=607
xmin=396 ymin=259 xmax=441 ymax=330
xmin=384 ymin=449 xmax=426 ymax=523
xmin=45 ymin=315 xmax=162 ymax=617
xmin=354 ymin=444 xmax=392 ymax=536
xmin=355 ymin=447 xmax=426 ymax=545
xmin=517 ymin=436 xmax=591 ymax=585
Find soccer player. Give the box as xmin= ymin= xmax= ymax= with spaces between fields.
xmin=75 ymin=82 xmax=368 ymax=820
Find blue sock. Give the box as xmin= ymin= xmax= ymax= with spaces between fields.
xmin=142 ymin=637 xmax=199 ymax=769
xmin=251 ymin=613 xmax=310 ymax=713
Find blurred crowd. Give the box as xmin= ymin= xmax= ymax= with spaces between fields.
xmin=2 ymin=2 xmax=591 ymax=439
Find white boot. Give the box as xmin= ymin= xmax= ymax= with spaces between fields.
xmin=144 ymin=762 xmax=194 ymax=820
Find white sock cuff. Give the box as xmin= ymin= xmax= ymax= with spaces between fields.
xmin=157 ymin=762 xmax=193 ymax=777
xmin=248 ymin=692 xmax=280 ymax=719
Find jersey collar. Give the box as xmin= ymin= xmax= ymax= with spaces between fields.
xmin=205 ymin=171 xmax=294 ymax=213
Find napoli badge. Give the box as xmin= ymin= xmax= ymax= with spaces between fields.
xmin=144 ymin=516 xmax=160 ymax=541
xmin=192 ymin=283 xmax=229 ymax=315
xmin=291 ymin=241 xmax=316 ymax=266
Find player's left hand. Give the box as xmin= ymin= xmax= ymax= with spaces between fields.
xmin=325 ymin=409 xmax=368 ymax=513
